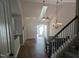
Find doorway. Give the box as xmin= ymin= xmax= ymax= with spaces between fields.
xmin=0 ymin=0 xmax=10 ymax=57
xmin=37 ymin=24 xmax=47 ymax=38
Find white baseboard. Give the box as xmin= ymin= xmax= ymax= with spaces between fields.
xmin=14 ymin=46 xmax=20 ymax=58
xmin=0 ymin=52 xmax=10 ymax=58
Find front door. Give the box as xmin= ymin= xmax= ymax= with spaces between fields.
xmin=37 ymin=24 xmax=47 ymax=38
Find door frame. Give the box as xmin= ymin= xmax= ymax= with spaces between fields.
xmin=0 ymin=0 xmax=11 ymax=57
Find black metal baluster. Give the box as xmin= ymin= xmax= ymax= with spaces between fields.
xmin=48 ymin=40 xmax=52 ymax=58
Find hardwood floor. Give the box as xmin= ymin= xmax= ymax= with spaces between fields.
xmin=17 ymin=37 xmax=48 ymax=58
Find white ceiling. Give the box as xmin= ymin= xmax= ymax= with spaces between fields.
xmin=23 ymin=0 xmax=76 ymax=4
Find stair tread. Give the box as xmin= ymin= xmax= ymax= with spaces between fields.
xmin=65 ymin=51 xmax=79 ymax=58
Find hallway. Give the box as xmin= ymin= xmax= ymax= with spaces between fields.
xmin=0 ymin=0 xmax=77 ymax=58
xmin=17 ymin=37 xmax=47 ymax=58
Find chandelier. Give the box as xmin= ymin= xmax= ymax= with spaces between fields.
xmin=52 ymin=0 xmax=63 ymax=29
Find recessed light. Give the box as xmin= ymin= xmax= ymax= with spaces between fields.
xmin=32 ymin=17 xmax=37 ymax=20
xmin=25 ymin=17 xmax=31 ymax=20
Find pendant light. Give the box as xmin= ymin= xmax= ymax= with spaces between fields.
xmin=52 ymin=0 xmax=63 ymax=29
xmin=40 ymin=0 xmax=48 ymax=19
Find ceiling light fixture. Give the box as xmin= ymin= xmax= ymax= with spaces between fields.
xmin=42 ymin=17 xmax=50 ymax=22
xmin=40 ymin=0 xmax=48 ymax=19
xmin=52 ymin=0 xmax=63 ymax=29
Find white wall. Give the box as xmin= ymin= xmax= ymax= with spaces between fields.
xmin=10 ymin=0 xmax=21 ymax=15
xmin=9 ymin=0 xmax=23 ymax=57
xmin=21 ymin=2 xmax=42 ymax=40
xmin=13 ymin=36 xmax=20 ymax=57
xmin=49 ymin=3 xmax=76 ymax=36
xmin=21 ymin=1 xmax=76 ymax=40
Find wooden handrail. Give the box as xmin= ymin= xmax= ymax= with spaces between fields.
xmin=51 ymin=16 xmax=78 ymax=41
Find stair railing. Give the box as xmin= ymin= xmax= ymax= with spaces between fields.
xmin=48 ymin=16 xmax=78 ymax=57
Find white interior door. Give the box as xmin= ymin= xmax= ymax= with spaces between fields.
xmin=0 ymin=0 xmax=10 ymax=57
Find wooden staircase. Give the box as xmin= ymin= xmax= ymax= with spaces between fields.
xmin=45 ymin=16 xmax=78 ymax=58
xmin=59 ymin=35 xmax=79 ymax=58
